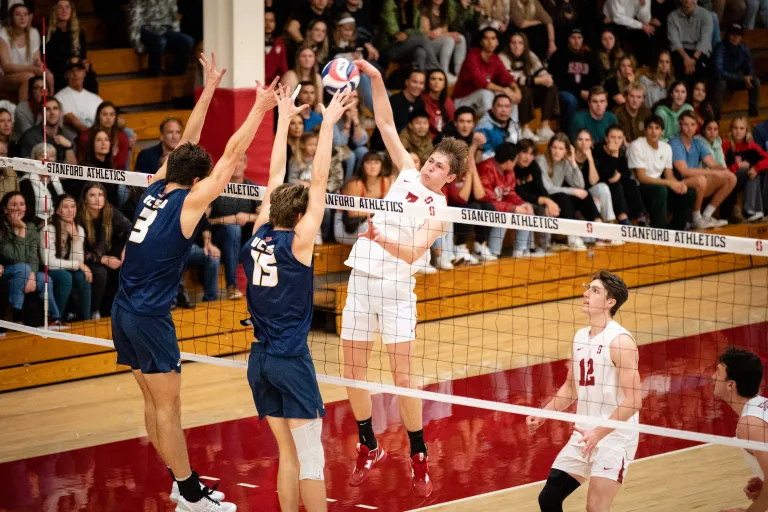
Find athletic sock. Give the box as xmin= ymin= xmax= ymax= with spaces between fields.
xmin=693 ymin=211 xmax=702 ymax=221
xmin=703 ymin=205 xmax=716 ymax=218
xmin=356 ymin=417 xmax=377 ymax=450
xmin=408 ymin=429 xmax=427 ymax=457
xmin=176 ymin=471 xmax=204 ymax=502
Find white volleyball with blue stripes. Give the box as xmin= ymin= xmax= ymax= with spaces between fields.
xmin=321 ymin=58 xmax=360 ymax=94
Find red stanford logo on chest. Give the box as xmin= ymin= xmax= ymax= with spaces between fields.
xmin=405 ymin=192 xmax=419 ymax=203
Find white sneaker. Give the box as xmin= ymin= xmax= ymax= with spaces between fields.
xmin=529 ymin=247 xmax=551 ymax=257
xmin=226 ymin=287 xmax=243 ymax=300
xmin=746 ymin=211 xmax=765 ymax=222
xmin=595 ymin=239 xmax=625 ymax=247
xmin=512 ymin=249 xmax=530 ymax=257
xmin=171 ymin=481 xmax=226 ymax=504
xmin=453 ymin=244 xmax=477 ymax=265
xmin=435 ymin=253 xmax=455 ymax=270
xmin=472 ymin=242 xmax=498 ymax=261
xmin=175 ymin=496 xmax=236 ymax=512
xmin=567 ymin=235 xmax=587 ymax=251
xmin=712 ymin=218 xmax=729 ymax=227
xmin=536 ymin=126 xmax=555 ymax=142
xmin=693 ymin=216 xmax=717 ymax=229
xmin=521 ymin=127 xmax=540 ymax=143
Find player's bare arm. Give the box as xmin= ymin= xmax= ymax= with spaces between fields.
xmin=574 ymin=334 xmax=641 ymax=459
xmin=721 ymin=417 xmax=768 ymax=512
xmin=527 ymin=361 xmax=578 ymax=434
xmin=253 ymin=84 xmax=310 ymax=235
xmin=293 ymin=90 xmax=356 ymax=265
xmin=179 ymin=78 xmax=279 ymax=238
xmin=357 ymin=214 xmax=446 ymax=264
xmin=353 ymin=59 xmax=415 ymax=172
xmin=151 ymin=53 xmax=227 ymax=185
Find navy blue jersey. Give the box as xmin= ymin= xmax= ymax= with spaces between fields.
xmin=114 ymin=180 xmax=203 ymax=315
xmin=241 ymin=223 xmax=314 ymax=357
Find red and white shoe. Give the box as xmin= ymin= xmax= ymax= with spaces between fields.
xmin=410 ymin=453 xmax=433 ymax=498
xmin=349 ymin=443 xmax=387 ymax=486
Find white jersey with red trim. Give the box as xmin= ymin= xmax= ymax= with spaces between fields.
xmin=345 ymin=168 xmax=446 ymax=280
xmin=740 ymin=395 xmax=768 ymax=479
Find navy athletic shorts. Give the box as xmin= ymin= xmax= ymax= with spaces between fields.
xmin=111 ymin=303 xmax=181 ymax=374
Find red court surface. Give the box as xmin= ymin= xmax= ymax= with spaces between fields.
xmin=2 ymin=322 xmax=766 ymax=512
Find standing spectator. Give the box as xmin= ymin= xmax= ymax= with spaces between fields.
xmin=370 ymin=68 xmax=426 ymax=151
xmin=614 ymin=81 xmax=651 ymax=143
xmin=18 ymin=98 xmax=77 ymax=164
xmin=569 ymin=86 xmax=618 ymax=144
xmin=41 ymin=194 xmax=92 ymax=322
xmin=639 ymin=49 xmax=674 ymax=109
xmin=333 ymin=89 xmax=369 ymax=180
xmin=281 ymin=44 xmax=324 ymax=99
xmin=334 ymin=153 xmax=391 ymax=245
xmin=500 ymin=31 xmax=558 ymax=142
xmin=628 ymin=114 xmax=697 ymax=230
xmin=47 ymin=0 xmax=98 ymax=93
xmin=399 ymin=109 xmax=434 ymax=166
xmin=421 ymin=69 xmax=455 ymax=138
xmin=13 ymin=75 xmax=42 ymax=140
xmin=134 ymin=116 xmax=181 ymax=173
xmin=55 ymin=59 xmax=104 ymax=139
xmin=419 ymin=0 xmax=467 ymax=83
xmin=475 ymin=93 xmax=522 ymax=159
xmin=603 ymin=0 xmax=656 ymax=65
xmin=78 ymin=102 xmax=133 ymax=172
xmin=452 ymin=27 xmax=519 ymax=116
xmin=654 ymin=81 xmax=693 ymax=141
xmin=19 ymin=143 xmax=66 ymax=223
xmin=713 ymin=23 xmax=760 ymax=120
xmin=509 ymin=0 xmax=557 ymax=61
xmin=604 ymin=55 xmax=638 ymax=110
xmin=722 ymin=117 xmax=767 ymax=222
xmin=549 ymin=27 xmax=602 ymax=135
xmin=667 ymin=0 xmax=713 ymax=85
xmin=129 ymin=0 xmax=195 ymax=77
xmin=0 ymin=4 xmax=51 ymax=101
xmin=265 ymin=7 xmax=288 ymax=83
xmin=573 ymin=129 xmax=618 ymax=224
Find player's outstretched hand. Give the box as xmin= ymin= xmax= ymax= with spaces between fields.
xmin=526 ymin=415 xmax=544 ymax=434
xmin=253 ymin=77 xmax=280 ymax=113
xmin=199 ymin=52 xmax=226 ymax=90
xmin=275 ymin=83 xmax=309 ymax=118
xmin=320 ymin=90 xmax=357 ymax=125
xmin=353 ymin=59 xmax=381 ymax=79
xmin=744 ymin=477 xmax=763 ymax=501
xmin=358 ymin=214 xmax=384 ymax=243
xmin=573 ymin=427 xmax=601 ymax=461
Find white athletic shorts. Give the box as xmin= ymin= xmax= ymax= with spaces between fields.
xmin=340 ymin=270 xmax=417 ymax=344
xmin=551 ymin=433 xmax=639 ymax=483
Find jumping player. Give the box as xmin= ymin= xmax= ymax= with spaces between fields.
xmin=241 ymin=87 xmax=355 ymax=512
xmin=712 ymin=347 xmax=768 ymax=512
xmin=111 ymin=52 xmax=278 ymax=512
xmin=526 ymin=270 xmax=642 ymax=512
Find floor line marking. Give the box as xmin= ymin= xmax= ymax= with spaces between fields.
xmin=237 ymin=483 xmax=258 ymax=488
xmin=355 ymin=505 xmax=377 ymax=510
xmin=199 ymin=476 xmax=219 ymax=481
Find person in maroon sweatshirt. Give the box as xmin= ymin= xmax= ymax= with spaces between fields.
xmin=452 ymin=27 xmax=521 ymax=117
xmin=265 ymin=8 xmax=288 ymax=83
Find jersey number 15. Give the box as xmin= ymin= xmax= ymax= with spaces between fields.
xmin=251 ymin=250 xmax=278 ymax=287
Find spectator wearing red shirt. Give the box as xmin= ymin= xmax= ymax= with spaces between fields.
xmin=421 ymin=69 xmax=455 ymax=138
xmin=722 ymin=116 xmax=767 ymax=222
xmin=453 ymin=27 xmax=520 ymax=117
xmin=265 ymin=8 xmax=288 ymax=83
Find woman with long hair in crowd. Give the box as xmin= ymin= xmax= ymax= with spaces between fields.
xmin=334 ymin=152 xmax=391 ymax=245
xmin=604 ymin=55 xmax=637 ymax=110
xmin=0 ymin=3 xmax=52 ymax=100
xmin=654 ymin=81 xmax=692 ymax=141
xmin=722 ymin=117 xmax=768 ymax=223
xmin=421 ymin=69 xmax=455 ymax=138
xmin=598 ymin=28 xmax=625 ymax=79
xmin=640 ymin=49 xmax=674 ymax=109
xmin=690 ymin=80 xmax=714 ymax=132
xmin=573 ymin=129 xmax=616 ymax=224
xmin=281 ymin=43 xmax=323 ymax=101
xmin=78 ymin=102 xmax=132 ymax=170
xmin=305 ymin=19 xmax=330 ymax=69
xmin=46 ymin=0 xmax=98 ymax=92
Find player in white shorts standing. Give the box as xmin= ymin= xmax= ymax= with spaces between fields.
xmin=527 ymin=270 xmax=642 ymax=512
xmin=712 ymin=347 xmax=768 ymax=512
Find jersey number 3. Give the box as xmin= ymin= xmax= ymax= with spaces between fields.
xmin=251 ymin=250 xmax=278 ymax=287
xmin=579 ymin=358 xmax=595 ymax=387
xmin=129 ymin=207 xmax=158 ymax=244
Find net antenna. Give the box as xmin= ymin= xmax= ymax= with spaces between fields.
xmin=42 ymin=16 xmax=49 ymax=329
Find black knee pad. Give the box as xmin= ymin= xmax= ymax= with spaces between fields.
xmin=537 ymin=469 xmax=581 ymax=512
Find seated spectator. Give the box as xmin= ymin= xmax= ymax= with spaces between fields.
xmin=650 ymin=0 xmax=676 ymax=55
xmin=697 ymin=118 xmax=726 ymax=167
xmin=722 ymin=116 xmax=767 ymax=222
xmin=434 ymin=105 xmax=476 ymax=147
xmin=281 ymin=44 xmax=324 ymax=99
xmin=285 ymin=114 xmax=305 ymax=177
xmin=378 ymin=0 xmax=441 ymax=73
xmin=419 ymin=0 xmax=467 ymax=83
xmin=0 ymin=4 xmax=51 ymax=101
xmin=13 ymin=75 xmax=42 ymax=140
xmin=328 ymin=16 xmax=375 ymax=110
xmin=288 ymin=132 xmax=319 ymax=187
xmin=283 ymin=0 xmax=332 ymax=61
xmin=421 ymin=69 xmax=455 ymax=138
xmin=691 ymin=80 xmax=714 ymax=131
xmin=452 ymin=27 xmax=520 ymax=116
xmin=55 ymin=58 xmax=104 ymax=139
xmin=604 ymin=55 xmax=638 ymax=110
xmin=713 ymin=23 xmax=760 ymax=120
xmin=573 ymin=129 xmax=617 ymax=224
xmin=19 ymin=98 xmax=77 ymax=164
xmin=296 ymin=81 xmax=323 ymax=132
xmin=334 ymin=152 xmax=391 ymax=245
xmin=134 ymin=116 xmax=181 ymax=174
xmin=475 ymin=93 xmax=521 ymax=159
xmin=0 ymin=107 xmax=16 ymax=156
xmin=614 ymin=81 xmax=651 ymax=143
xmin=592 ymin=125 xmax=649 ymax=225
xmin=307 ymin=20 xmax=330 ymax=70
xmin=207 ymin=155 xmax=258 ymax=300
xmin=0 ymin=158 xmax=17 ymax=197
xmin=667 ymin=0 xmax=713 ymax=85
xmin=185 ymin=217 xmax=221 ymax=304
xmin=569 ymin=86 xmax=618 ymax=144
xmin=399 ymin=109 xmax=434 ymax=166
xmin=639 ymin=49 xmax=674 ymax=109
xmin=508 ymin=0 xmax=556 ymax=61
xmin=670 ymin=110 xmax=735 ymax=227
xmin=81 ymin=102 xmax=135 ymax=172
xmin=754 ymin=119 xmax=768 ymax=152
xmin=0 ymin=191 xmax=61 ymax=325
xmin=77 ymin=182 xmax=131 ymax=319
xmin=628 ymin=114 xmax=696 ymax=230
xmin=597 ymin=28 xmax=625 ymax=79
xmin=265 ymin=8 xmax=288 ymax=83
xmin=478 ymin=0 xmax=510 ymax=33
xmin=19 ymin=143 xmax=66 ymax=222
xmin=370 ymin=68 xmax=426 ymax=151
xmin=333 ymin=89 xmax=369 ymax=181
xmin=744 ymin=0 xmax=768 ymax=29
xmin=129 ymin=0 xmax=194 ymax=77
xmin=603 ymin=0 xmax=656 ymax=65
xmin=41 ymin=194 xmax=92 ymax=322
xmin=445 ymin=131 xmax=499 ymax=263
xmin=654 ymin=81 xmax=693 ymax=141
xmin=549 ymin=27 xmax=602 ymax=134
xmin=47 ymin=0 xmax=98 ymax=93
xmin=500 ymin=31 xmax=558 ymax=142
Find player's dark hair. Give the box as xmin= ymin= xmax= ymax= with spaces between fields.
xmin=429 ymin=136 xmax=469 ymax=177
xmin=165 ymin=142 xmax=213 ymax=187
xmin=269 ymin=183 xmax=310 ymax=228
xmin=719 ymin=347 xmax=764 ymax=398
xmin=591 ymin=270 xmax=628 ymax=316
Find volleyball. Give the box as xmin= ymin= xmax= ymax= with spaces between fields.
xmin=321 ymin=58 xmax=360 ymax=93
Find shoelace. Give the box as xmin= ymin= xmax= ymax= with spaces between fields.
xmin=201 ymin=484 xmax=221 ymax=506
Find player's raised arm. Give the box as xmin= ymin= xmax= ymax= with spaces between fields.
xmin=151 ymin=53 xmax=227 ymax=185
xmin=253 ymin=84 xmax=309 ymax=235
xmin=358 ymin=214 xmax=445 ymax=264
xmin=353 ymin=59 xmax=415 ymax=172
xmin=526 ymin=361 xmax=579 ymax=434
xmin=292 ymin=90 xmax=356 ymax=265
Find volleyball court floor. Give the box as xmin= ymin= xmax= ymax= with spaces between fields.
xmin=1 ymin=271 xmax=766 ymax=511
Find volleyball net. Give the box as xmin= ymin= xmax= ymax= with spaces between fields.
xmin=3 ymin=156 xmax=768 ymax=452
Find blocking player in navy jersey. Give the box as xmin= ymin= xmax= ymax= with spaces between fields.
xmin=712 ymin=347 xmax=768 ymax=512
xmin=241 ymin=86 xmax=355 ymax=512
xmin=111 ymin=52 xmax=278 ymax=512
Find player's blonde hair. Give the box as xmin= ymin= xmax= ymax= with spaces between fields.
xmin=430 ymin=137 xmax=469 ymax=178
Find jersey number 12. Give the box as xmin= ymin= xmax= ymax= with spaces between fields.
xmin=250 ymin=250 xmax=278 ymax=287
xmin=579 ymin=358 xmax=595 ymax=387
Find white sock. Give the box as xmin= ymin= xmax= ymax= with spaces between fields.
xmin=703 ymin=205 xmax=716 ymax=218
xmin=693 ymin=211 xmax=702 ymax=221
xmin=176 ymin=473 xmax=192 ymax=482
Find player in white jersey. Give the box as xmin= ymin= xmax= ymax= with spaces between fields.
xmin=712 ymin=347 xmax=768 ymax=512
xmin=527 ymin=270 xmax=642 ymax=512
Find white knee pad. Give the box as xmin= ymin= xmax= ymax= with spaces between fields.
xmin=291 ymin=418 xmax=325 ymax=481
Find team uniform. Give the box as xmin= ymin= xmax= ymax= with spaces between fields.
xmin=740 ymin=395 xmax=768 ymax=479
xmin=551 ymin=320 xmax=640 ymax=483
xmin=241 ymin=223 xmax=325 ymax=420
xmin=341 ymin=168 xmax=447 ymax=343
xmin=112 ymin=180 xmax=204 ymax=374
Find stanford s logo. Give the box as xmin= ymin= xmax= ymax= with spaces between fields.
xmin=425 ymin=196 xmax=434 ymax=204
xmin=405 ymin=192 xmax=419 ymax=203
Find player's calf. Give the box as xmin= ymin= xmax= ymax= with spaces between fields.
xmin=537 ymin=469 xmax=581 ymax=512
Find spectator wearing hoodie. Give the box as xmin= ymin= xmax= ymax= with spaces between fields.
xmin=399 ymin=109 xmax=434 ymax=167
xmin=722 ymin=116 xmax=767 ymax=222
xmin=474 ymin=93 xmax=522 ymax=160
xmin=713 ymin=23 xmax=760 ymax=120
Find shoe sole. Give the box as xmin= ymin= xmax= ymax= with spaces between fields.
xmin=349 ymin=450 xmax=388 ymax=487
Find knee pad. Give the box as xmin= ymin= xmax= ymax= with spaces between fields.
xmin=538 ymin=469 xmax=581 ymax=512
xmin=291 ymin=418 xmax=325 ymax=481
